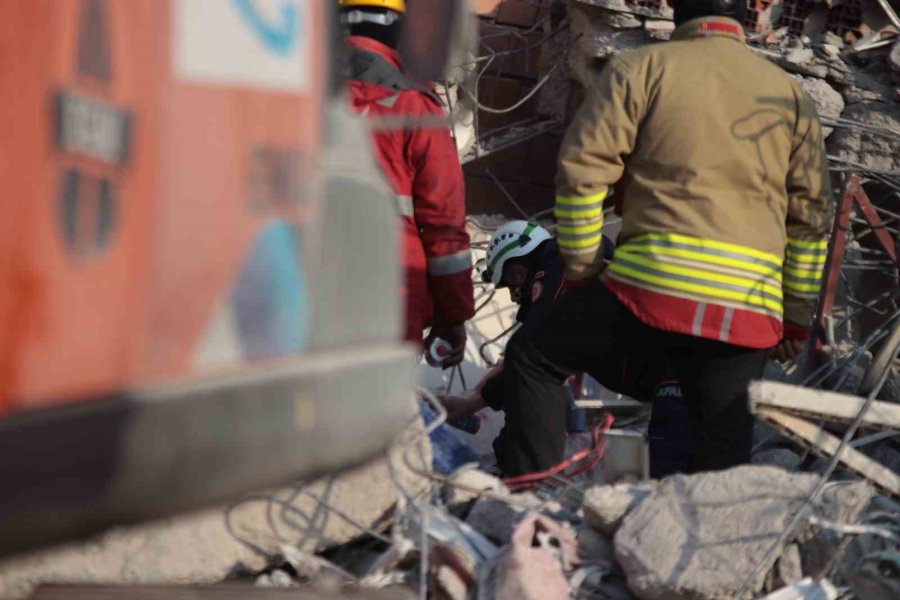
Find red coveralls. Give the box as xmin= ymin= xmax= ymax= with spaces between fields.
xmin=346 ymin=36 xmax=475 ymax=343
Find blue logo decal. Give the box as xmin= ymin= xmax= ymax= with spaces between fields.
xmin=231 ymin=221 xmax=310 ymax=359
xmin=232 ymin=0 xmax=299 ymax=56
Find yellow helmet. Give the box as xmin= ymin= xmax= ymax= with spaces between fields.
xmin=338 ymin=0 xmax=405 ymax=13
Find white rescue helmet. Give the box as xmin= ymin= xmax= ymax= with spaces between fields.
xmin=483 ymin=220 xmax=553 ymax=287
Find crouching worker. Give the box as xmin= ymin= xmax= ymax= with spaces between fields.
xmin=442 ymin=221 xmax=696 ymax=477
xmin=439 ymin=221 xmax=622 ymax=469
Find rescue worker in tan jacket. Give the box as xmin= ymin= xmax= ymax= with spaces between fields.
xmin=493 ymin=0 xmax=833 ymax=476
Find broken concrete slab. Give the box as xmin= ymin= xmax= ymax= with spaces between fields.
xmin=582 ymin=483 xmax=652 ymax=536
xmin=643 ymin=19 xmax=674 ymax=41
xmin=613 ymin=466 xmax=871 ymax=600
xmin=771 ymin=544 xmax=804 ymax=590
xmin=597 ymin=8 xmax=642 ymax=29
xmin=788 ymin=74 xmax=845 ymax=137
xmin=568 ymin=2 xmax=652 ymax=86
xmin=786 ymin=48 xmax=816 ymax=65
xmin=829 ymin=101 xmax=900 ymax=171
xmin=443 ymin=465 xmax=508 ymax=506
xmin=843 ymin=85 xmax=890 ymax=103
xmin=821 ymin=44 xmax=841 ymax=58
xmin=574 ymin=0 xmax=672 ymax=20
xmin=822 ymin=32 xmax=845 ymax=50
xmin=0 ymin=420 xmax=432 ymax=600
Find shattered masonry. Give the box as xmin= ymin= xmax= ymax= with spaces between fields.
xmin=466 ymin=0 xmax=900 ymax=216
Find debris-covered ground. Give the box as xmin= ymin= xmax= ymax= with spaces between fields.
xmin=2 ymin=2 xmax=899 ymax=599
xmin=225 ymin=373 xmax=900 ymax=600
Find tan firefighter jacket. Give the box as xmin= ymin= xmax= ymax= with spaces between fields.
xmin=554 ymin=16 xmax=833 ymax=345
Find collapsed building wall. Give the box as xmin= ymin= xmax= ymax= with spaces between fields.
xmin=460 ymin=0 xmax=899 ymax=354
xmin=463 ymin=0 xmax=900 ymax=217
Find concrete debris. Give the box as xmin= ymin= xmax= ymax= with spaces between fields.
xmin=800 ymin=482 xmax=875 ymax=577
xmin=788 ymin=75 xmax=845 ymax=137
xmin=444 ymin=464 xmax=509 ymax=506
xmin=643 ymin=19 xmax=674 ymax=41
xmin=597 ymin=8 xmax=643 ymax=30
xmin=574 ymin=0 xmax=672 ymax=21
xmin=829 ymin=101 xmax=900 ymax=173
xmin=568 ymin=2 xmax=652 ymax=86
xmin=256 ymin=569 xmax=297 ymax=588
xmin=820 ymin=44 xmax=841 ymax=59
xmin=822 ymin=32 xmax=846 ymax=50
xmin=761 ymin=577 xmax=838 ymax=600
xmin=771 ymin=544 xmax=805 ymax=590
xmin=786 ymin=48 xmax=816 ymax=66
xmin=891 ymin=40 xmax=900 ymax=73
xmin=582 ymin=483 xmax=652 ymax=536
xmin=613 ymin=466 xmax=871 ymax=600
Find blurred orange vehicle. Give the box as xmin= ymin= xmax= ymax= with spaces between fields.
xmin=0 ymin=0 xmax=461 ymax=555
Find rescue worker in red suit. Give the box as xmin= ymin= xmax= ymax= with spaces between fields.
xmin=340 ymin=0 xmax=475 ymax=365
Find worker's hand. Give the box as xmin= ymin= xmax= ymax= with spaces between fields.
xmin=426 ymin=322 xmax=467 ymax=369
xmin=440 ymin=391 xmax=485 ymax=422
xmin=771 ymin=339 xmax=805 ymax=364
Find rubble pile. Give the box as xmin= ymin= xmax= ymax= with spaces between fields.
xmin=216 ymin=376 xmax=899 ymax=599
xmin=549 ymin=0 xmax=900 ymax=168
xmin=231 ymin=457 xmax=895 ymax=600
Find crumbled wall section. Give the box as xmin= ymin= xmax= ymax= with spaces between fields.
xmin=464 ymin=0 xmax=900 ymax=218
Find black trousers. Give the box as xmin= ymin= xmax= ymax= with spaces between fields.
xmin=493 ymin=281 xmax=769 ymax=477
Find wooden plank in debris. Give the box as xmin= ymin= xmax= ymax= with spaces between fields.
xmin=29 ymin=584 xmax=414 ymax=600
xmin=756 ymin=407 xmax=900 ymax=498
xmin=749 ymin=380 xmax=900 ymax=430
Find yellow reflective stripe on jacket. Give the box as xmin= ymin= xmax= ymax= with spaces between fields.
xmin=615 ymin=249 xmax=783 ymax=303
xmin=785 ymin=238 xmax=827 ymax=263
xmin=641 ymin=232 xmax=782 ymax=267
xmin=556 ymin=206 xmax=605 ymax=220
xmin=624 ymin=235 xmax=782 ymax=281
xmin=786 ymin=236 xmax=828 ymax=250
xmin=607 ymin=233 xmax=785 ymax=317
xmin=555 ymin=191 xmax=606 ymax=221
xmin=556 ymin=192 xmax=607 ymax=206
xmin=556 ymin=222 xmax=603 ymax=236
xmin=556 ymin=192 xmax=605 ymax=254
xmin=784 ymin=236 xmax=826 ymax=298
xmin=608 ymin=259 xmax=783 ymax=316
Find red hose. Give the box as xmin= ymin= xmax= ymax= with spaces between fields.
xmin=502 ymin=412 xmax=615 ymax=491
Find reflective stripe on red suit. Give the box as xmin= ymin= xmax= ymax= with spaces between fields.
xmin=345 ymin=36 xmax=474 ymax=343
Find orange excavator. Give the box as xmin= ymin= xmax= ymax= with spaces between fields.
xmin=0 ymin=0 xmax=463 ymax=556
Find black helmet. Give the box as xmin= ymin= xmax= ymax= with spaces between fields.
xmin=670 ymin=0 xmax=747 ymax=26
